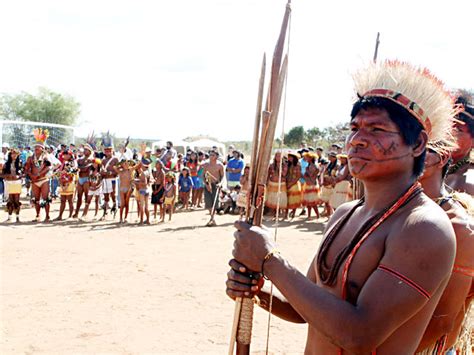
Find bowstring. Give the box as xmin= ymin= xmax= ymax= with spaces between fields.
xmin=265 ymin=5 xmax=292 ymax=354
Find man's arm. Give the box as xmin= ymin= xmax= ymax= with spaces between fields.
xmin=233 ymin=208 xmax=455 ymax=353
xmin=417 ymin=219 xmax=474 ymax=350
xmin=226 ymin=259 xmax=308 ymax=324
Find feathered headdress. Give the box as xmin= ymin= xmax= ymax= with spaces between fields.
xmin=101 ymin=131 xmax=114 ymax=150
xmin=33 ymin=128 xmax=49 ymax=148
xmin=353 ymin=61 xmax=461 ymax=153
xmin=84 ymin=131 xmax=97 ymax=152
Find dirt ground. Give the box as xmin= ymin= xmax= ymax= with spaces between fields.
xmin=0 ymin=199 xmax=325 ymax=354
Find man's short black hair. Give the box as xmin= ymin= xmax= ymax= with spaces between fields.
xmin=351 ymin=96 xmax=426 ymax=177
xmin=456 ymin=96 xmax=474 ymax=137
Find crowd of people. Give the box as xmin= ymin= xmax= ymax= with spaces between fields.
xmin=0 ymin=133 xmax=248 ymax=225
xmin=264 ymin=143 xmax=352 ymax=220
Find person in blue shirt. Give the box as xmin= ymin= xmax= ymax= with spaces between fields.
xmin=178 ymin=167 xmax=194 ymax=210
xmin=298 ymin=148 xmax=310 ymax=216
xmin=226 ymin=150 xmax=244 ymax=190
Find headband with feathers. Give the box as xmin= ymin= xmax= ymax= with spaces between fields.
xmin=101 ymin=131 xmax=114 ymax=149
xmin=33 ymin=128 xmax=49 ymax=148
xmin=353 ymin=60 xmax=461 ymax=154
xmin=84 ymin=131 xmax=97 ymax=152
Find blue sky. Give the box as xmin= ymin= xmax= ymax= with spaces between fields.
xmin=0 ymin=0 xmax=472 ymax=141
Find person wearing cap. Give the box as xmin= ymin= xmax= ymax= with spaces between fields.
xmin=331 ymin=143 xmax=344 ymax=155
xmin=286 ymin=151 xmax=302 ymax=219
xmin=302 ymin=151 xmax=321 ymax=219
xmin=226 ymin=150 xmax=244 ymax=190
xmin=72 ymin=143 xmax=94 ymax=218
xmin=2 ymin=148 xmax=23 ymax=222
xmin=228 ymin=61 xmax=458 ymax=354
xmin=328 ymin=153 xmax=352 ymax=210
xmin=446 ymin=95 xmax=474 ymax=195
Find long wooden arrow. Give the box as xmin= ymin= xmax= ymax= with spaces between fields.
xmin=228 ymin=2 xmax=291 ymax=354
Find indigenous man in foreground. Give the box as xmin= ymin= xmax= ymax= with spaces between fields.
xmin=202 ymin=149 xmax=224 ymax=226
xmin=227 ymin=61 xmax=458 ymax=354
xmin=446 ymin=95 xmax=473 ymax=195
xmin=417 ymin=139 xmax=474 ymax=354
xmin=24 ymin=129 xmax=52 ymax=222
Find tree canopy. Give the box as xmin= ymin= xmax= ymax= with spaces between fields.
xmin=0 ymin=87 xmax=80 ymax=126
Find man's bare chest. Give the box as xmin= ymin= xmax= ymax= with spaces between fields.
xmin=315 ymin=217 xmax=393 ymax=302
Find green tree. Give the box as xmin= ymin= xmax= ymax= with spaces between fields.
xmin=0 ymin=87 xmax=80 ymax=126
xmin=305 ymin=127 xmax=323 ymax=146
xmin=284 ymin=125 xmax=305 ymax=147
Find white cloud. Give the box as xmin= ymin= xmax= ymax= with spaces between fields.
xmin=0 ymin=0 xmax=472 ymax=142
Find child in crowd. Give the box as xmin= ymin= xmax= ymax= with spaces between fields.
xmin=162 ymin=172 xmax=176 ymax=222
xmin=135 ymin=162 xmax=151 ymax=225
xmin=56 ymin=150 xmax=77 ymax=220
xmin=187 ymin=151 xmax=200 ymax=208
xmin=81 ymin=159 xmax=102 ymax=220
xmin=178 ymin=167 xmax=193 ymax=210
xmin=151 ymin=159 xmax=165 ymax=221
xmin=115 ymin=160 xmax=134 ymax=224
xmin=194 ymin=151 xmax=205 ymax=208
xmin=216 ymin=188 xmax=236 ymax=214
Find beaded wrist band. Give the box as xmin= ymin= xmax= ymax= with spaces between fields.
xmin=261 ymin=248 xmax=280 ymax=279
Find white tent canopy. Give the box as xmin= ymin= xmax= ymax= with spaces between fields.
xmin=190 ymin=139 xmax=226 ymax=157
xmin=151 ymin=139 xmax=195 ymax=155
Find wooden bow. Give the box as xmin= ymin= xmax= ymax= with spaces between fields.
xmin=228 ymin=2 xmax=291 ymax=354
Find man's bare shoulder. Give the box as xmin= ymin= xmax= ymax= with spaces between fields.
xmin=387 ymin=195 xmax=456 ymax=269
xmin=326 ymin=200 xmax=360 ymax=230
xmin=447 ymin=200 xmax=474 ymax=267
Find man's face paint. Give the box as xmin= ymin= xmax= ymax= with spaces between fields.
xmin=451 ymin=121 xmax=473 ymax=161
xmin=346 ymin=108 xmax=417 ymax=181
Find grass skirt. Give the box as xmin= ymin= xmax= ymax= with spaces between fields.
xmin=330 ymin=181 xmax=351 ymax=209
xmin=265 ymin=181 xmax=287 ymax=209
xmin=303 ymin=184 xmax=320 ymax=207
xmin=319 ymin=186 xmax=334 ymax=203
xmin=287 ymin=182 xmax=302 ymax=209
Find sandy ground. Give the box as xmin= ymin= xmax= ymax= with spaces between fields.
xmin=0 ymin=198 xmax=325 ymax=354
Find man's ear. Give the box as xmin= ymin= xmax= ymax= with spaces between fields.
xmin=438 ymin=151 xmax=451 ymax=168
xmin=413 ymin=131 xmax=428 ymax=158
